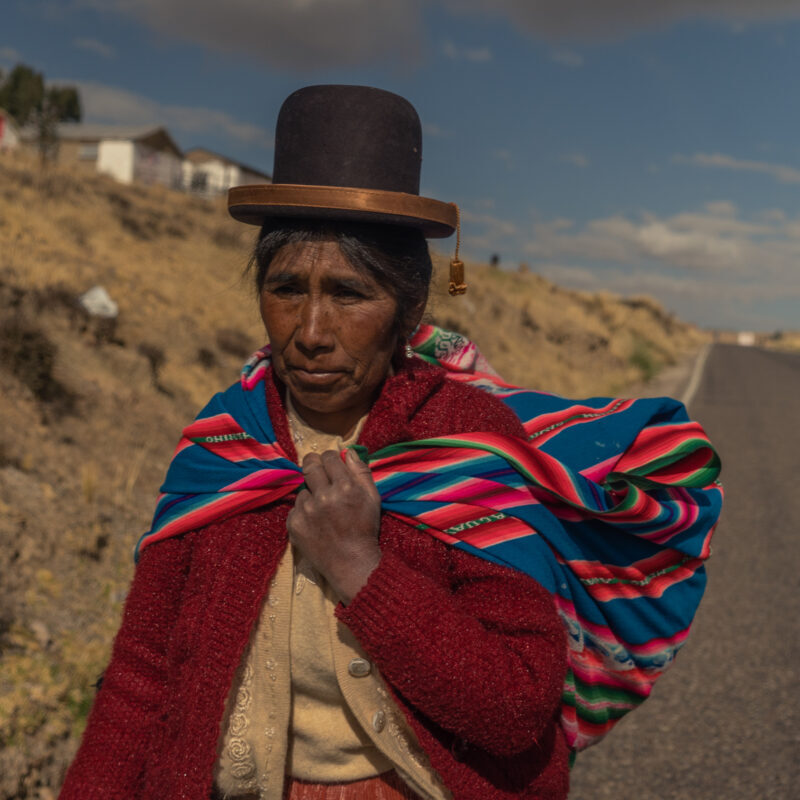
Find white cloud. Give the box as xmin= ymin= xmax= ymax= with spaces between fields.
xmin=551 ymin=49 xmax=583 ymax=67
xmin=536 ymin=261 xmax=799 ymax=330
xmin=73 ymin=80 xmax=273 ymax=148
xmin=461 ymin=202 xmax=800 ymax=328
xmin=759 ymin=208 xmax=787 ymax=223
xmin=675 ymin=152 xmax=800 ymax=185
xmin=704 ymin=200 xmax=736 ymax=217
xmin=460 ymin=208 xmax=518 ymax=253
xmin=442 ymin=39 xmax=492 ymax=62
xmin=462 ymin=209 xmax=517 ymax=235
xmin=523 ymin=207 xmax=794 ymax=274
xmin=73 ymin=37 xmax=116 ymax=58
xmin=636 ymin=219 xmax=742 ymax=267
xmin=76 ymin=0 xmax=423 ymax=69
xmin=422 ymin=122 xmax=452 ymax=138
xmin=666 ymin=210 xmax=770 ymax=237
xmin=445 ymin=0 xmax=800 ymax=40
xmin=561 ymin=152 xmax=589 ymax=167
xmin=490 ymin=148 xmax=514 ymax=170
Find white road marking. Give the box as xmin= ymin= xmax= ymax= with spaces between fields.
xmin=681 ymin=343 xmax=712 ymax=410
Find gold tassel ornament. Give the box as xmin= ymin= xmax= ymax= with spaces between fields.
xmin=448 ymin=203 xmax=467 ymax=296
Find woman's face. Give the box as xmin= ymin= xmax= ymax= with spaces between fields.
xmin=260 ymin=238 xmax=400 ymax=436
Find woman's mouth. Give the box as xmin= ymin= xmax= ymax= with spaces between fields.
xmin=290 ymin=367 xmax=345 ymax=387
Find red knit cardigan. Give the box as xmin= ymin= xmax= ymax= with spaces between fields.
xmin=59 ymin=359 xmax=570 ymax=799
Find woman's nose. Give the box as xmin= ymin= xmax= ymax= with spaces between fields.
xmin=295 ymin=297 xmax=334 ymax=354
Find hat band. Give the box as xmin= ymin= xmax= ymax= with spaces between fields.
xmin=228 ymin=183 xmax=457 ymax=235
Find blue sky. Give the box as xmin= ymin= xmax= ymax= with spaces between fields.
xmin=3 ymin=0 xmax=800 ymax=331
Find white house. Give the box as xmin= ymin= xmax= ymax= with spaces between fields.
xmin=182 ymin=147 xmax=271 ymax=197
xmin=0 ymin=109 xmax=20 ymax=151
xmin=22 ymin=124 xmax=184 ymax=188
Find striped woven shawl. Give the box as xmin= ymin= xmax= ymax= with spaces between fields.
xmin=139 ymin=324 xmax=722 ymax=753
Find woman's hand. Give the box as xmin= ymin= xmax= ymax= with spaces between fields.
xmin=287 ymin=448 xmax=383 ymax=604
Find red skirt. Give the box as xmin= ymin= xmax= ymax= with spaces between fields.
xmin=282 ymin=771 xmax=424 ymax=800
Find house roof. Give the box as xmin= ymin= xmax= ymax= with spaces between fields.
xmin=57 ymin=124 xmax=165 ymax=141
xmin=185 ymin=146 xmax=271 ymax=181
xmin=20 ymin=123 xmax=183 ymax=157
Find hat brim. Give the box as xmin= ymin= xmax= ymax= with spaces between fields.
xmin=228 ymin=184 xmax=456 ymax=239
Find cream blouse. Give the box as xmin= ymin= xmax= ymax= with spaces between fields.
xmin=213 ymin=397 xmax=451 ymax=800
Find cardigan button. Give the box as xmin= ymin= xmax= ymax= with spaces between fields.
xmin=348 ymin=657 xmax=372 ymax=677
xmin=372 ymin=710 xmax=386 ymax=732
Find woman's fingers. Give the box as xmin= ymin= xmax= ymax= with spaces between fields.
xmin=345 ymin=448 xmax=380 ymax=496
xmin=319 ymin=449 xmax=350 ymax=480
xmin=301 ymin=452 xmax=331 ymax=492
xmin=289 ymin=448 xmax=383 ymax=603
xmin=296 ymin=448 xmax=379 ymax=519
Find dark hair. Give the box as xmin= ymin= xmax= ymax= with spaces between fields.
xmin=249 ymin=219 xmax=432 ymax=337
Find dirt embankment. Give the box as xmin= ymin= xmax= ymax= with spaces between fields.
xmin=0 ymin=152 xmax=705 ymax=797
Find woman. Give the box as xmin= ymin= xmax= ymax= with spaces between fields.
xmin=59 ymin=86 xmax=571 ymax=799
xmin=59 ymin=86 xmax=721 ymax=800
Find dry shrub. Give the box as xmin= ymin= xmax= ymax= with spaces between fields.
xmin=546 ymin=327 xmax=570 ymax=345
xmin=0 ymin=441 xmax=19 ymax=469
xmin=429 ymin=314 xmax=468 ymax=337
xmin=0 ymin=319 xmax=76 ymax=417
xmin=77 ymin=532 xmax=109 ymax=563
xmin=216 ymin=327 xmax=253 ymax=358
xmin=628 ymin=335 xmax=658 ymax=381
xmin=2 ymin=161 xmax=35 ymax=189
xmin=520 ymin=308 xmax=540 ymax=332
xmin=106 ymin=191 xmax=188 ymax=240
xmin=36 ymin=170 xmax=88 ymax=201
xmin=137 ymin=342 xmax=166 ymax=383
xmin=31 ymin=285 xmax=77 ymax=314
xmin=197 ymin=347 xmax=217 ymax=369
xmin=88 ymin=317 xmax=121 ymax=346
xmin=764 ymin=330 xmax=800 ymax=352
xmin=211 ymin=225 xmax=244 ymax=249
xmin=584 ymin=332 xmax=609 ymax=352
xmin=0 ymin=614 xmax=12 ymax=661
xmin=164 ymin=223 xmax=188 ymax=239
xmin=117 ymin=209 xmax=159 ymax=241
xmin=56 ymin=213 xmax=92 ymax=249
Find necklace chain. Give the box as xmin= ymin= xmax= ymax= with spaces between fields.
xmin=291 ymin=427 xmax=319 ymax=452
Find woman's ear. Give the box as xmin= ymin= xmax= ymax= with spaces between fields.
xmin=402 ymin=299 xmax=426 ymax=341
xmin=392 ymin=300 xmax=425 ymax=368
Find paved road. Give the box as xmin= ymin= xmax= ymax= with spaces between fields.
xmin=569 ymin=344 xmax=799 ymax=799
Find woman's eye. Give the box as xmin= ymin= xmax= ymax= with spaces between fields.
xmin=271 ymin=284 xmax=301 ymax=296
xmin=335 ymin=287 xmax=366 ymax=300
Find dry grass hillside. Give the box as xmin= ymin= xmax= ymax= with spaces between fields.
xmin=426 ymin=260 xmax=705 ymax=396
xmin=765 ymin=330 xmax=800 ymax=352
xmin=0 ymin=151 xmax=706 ymax=798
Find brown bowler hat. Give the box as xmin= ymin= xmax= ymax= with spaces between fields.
xmin=227 ymin=85 xmax=458 ymax=239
